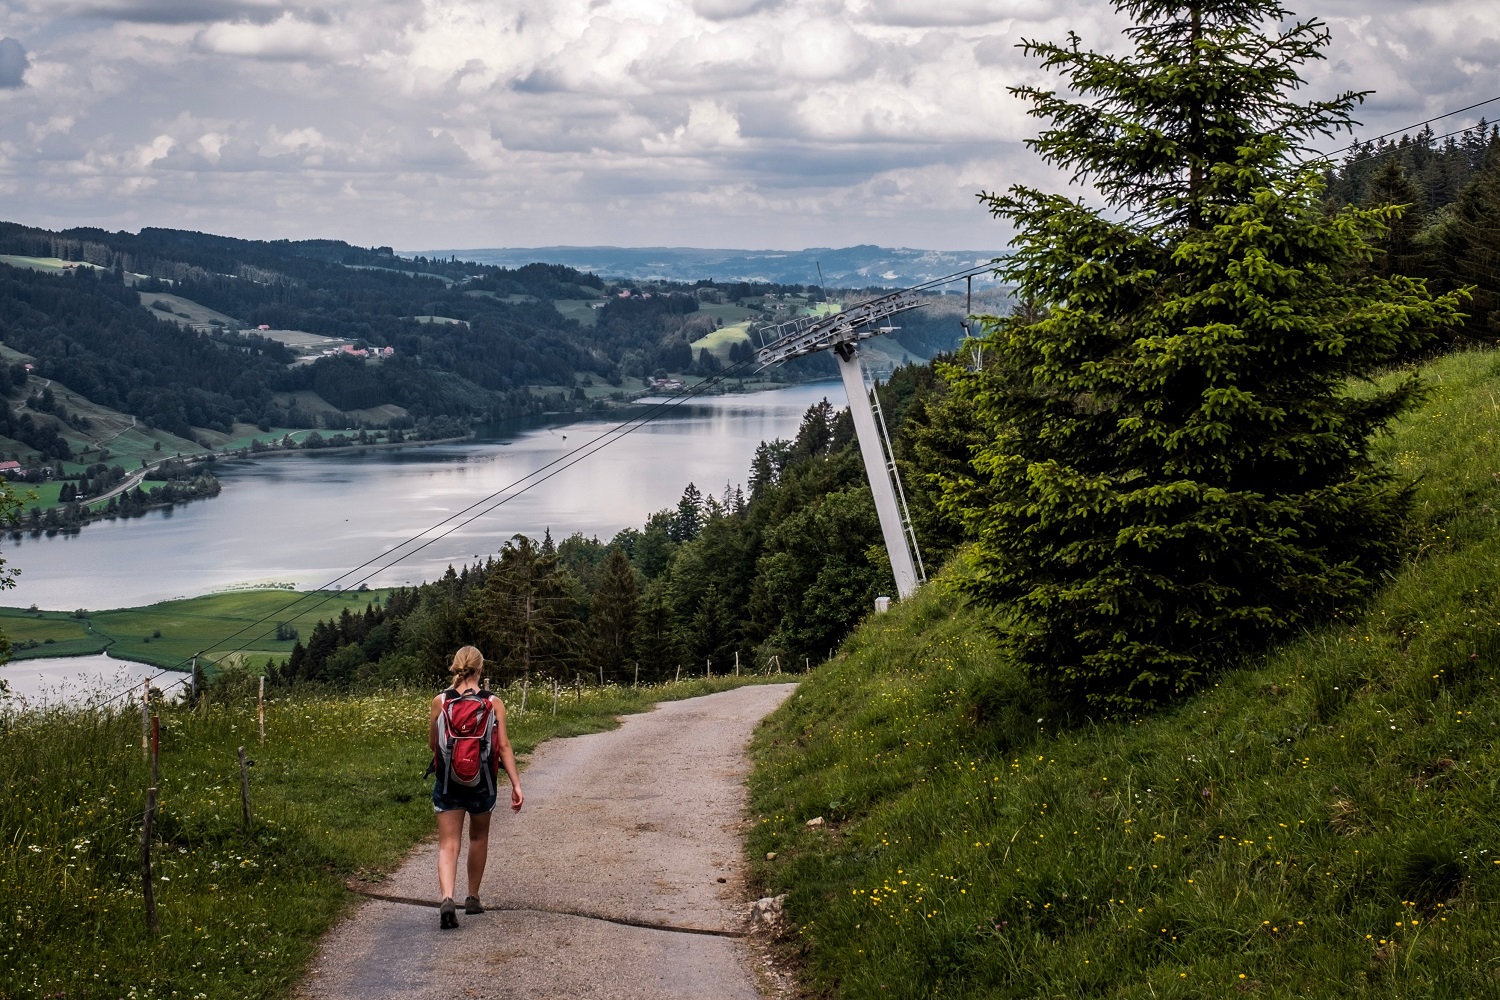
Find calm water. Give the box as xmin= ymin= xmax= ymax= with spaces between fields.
xmin=2 ymin=382 xmax=841 ymax=612
xmin=0 ymin=653 xmax=189 ymax=706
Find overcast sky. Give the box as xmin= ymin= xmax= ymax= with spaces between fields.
xmin=0 ymin=1 xmax=1496 ymax=252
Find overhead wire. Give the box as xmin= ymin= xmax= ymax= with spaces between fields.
xmin=1310 ymin=93 xmax=1500 ymax=164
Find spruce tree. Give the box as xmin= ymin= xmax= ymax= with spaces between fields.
xmin=587 ymin=547 xmax=640 ymax=684
xmin=1435 ymin=148 xmax=1500 ymax=341
xmin=943 ymin=0 xmax=1467 ymax=710
xmin=478 ymin=534 xmax=577 ymax=683
xmin=1361 ymin=158 xmax=1426 ymax=282
xmin=632 ymin=581 xmax=682 ymax=681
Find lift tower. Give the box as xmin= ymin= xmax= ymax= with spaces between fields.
xmin=755 ymin=290 xmax=928 ymax=599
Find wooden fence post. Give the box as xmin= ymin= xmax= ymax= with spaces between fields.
xmin=237 ymin=746 xmax=252 ymax=833
xmin=633 ymin=662 xmax=639 ymax=688
xmin=675 ymin=663 xmax=681 ymax=683
xmin=520 ymin=675 xmax=529 ymax=715
xmin=150 ymin=715 xmax=160 ymax=789
xmin=140 ymin=786 xmax=158 ymax=934
xmin=706 ymin=657 xmax=712 ymax=679
xmin=574 ymin=673 xmax=581 ymax=704
xmin=735 ymin=651 xmax=740 ymax=677
xmin=257 ymin=676 xmax=266 ymax=743
xmin=551 ymin=679 xmax=559 ymax=716
xmin=141 ymin=680 xmax=150 ymax=759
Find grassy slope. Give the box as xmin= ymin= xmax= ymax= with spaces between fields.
xmin=0 ymin=590 xmax=394 ymax=669
xmin=747 ymin=349 xmax=1500 ymax=999
xmin=1 ymin=674 xmax=787 ymax=1000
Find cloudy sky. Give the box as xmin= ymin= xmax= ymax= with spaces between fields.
xmin=0 ymin=1 xmax=1496 ymax=251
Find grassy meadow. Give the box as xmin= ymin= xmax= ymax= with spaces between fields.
xmin=1 ymin=673 xmax=789 ymax=1000
xmin=0 ymin=590 xmax=391 ymax=669
xmin=746 ymin=349 xmax=1500 ymax=998
xmin=691 ymin=321 xmax=753 ymax=361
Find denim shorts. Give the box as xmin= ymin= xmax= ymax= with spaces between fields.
xmin=432 ymin=780 xmax=497 ymax=815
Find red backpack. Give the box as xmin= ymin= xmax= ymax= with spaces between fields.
xmin=434 ymin=689 xmax=498 ymax=795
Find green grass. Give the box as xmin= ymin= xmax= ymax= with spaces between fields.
xmin=0 ymin=608 xmax=108 ymax=658
xmin=0 ymin=673 xmax=788 ymax=999
xmin=553 ymin=299 xmax=602 ymax=326
xmin=698 ymin=302 xmax=762 ymax=324
xmin=691 ymin=322 xmax=751 ymax=360
xmin=99 ymin=591 xmax=391 ymax=671
xmin=747 ymin=348 xmax=1500 ymax=999
xmin=137 ymin=292 xmax=241 ymax=330
xmin=0 ymin=590 xmax=395 ymax=670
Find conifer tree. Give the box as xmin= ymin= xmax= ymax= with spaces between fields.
xmin=943 ymin=0 xmax=1467 ymax=710
xmin=587 ymin=547 xmax=639 ymax=684
xmin=687 ymin=584 xmax=734 ymax=674
xmin=632 ymin=581 xmax=681 ymax=680
xmin=1361 ymin=158 xmax=1427 ymax=282
xmin=478 ymin=534 xmax=576 ymax=683
xmin=1435 ymin=148 xmax=1500 ymax=340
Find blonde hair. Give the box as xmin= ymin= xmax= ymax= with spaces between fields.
xmin=449 ymin=646 xmax=484 ymax=685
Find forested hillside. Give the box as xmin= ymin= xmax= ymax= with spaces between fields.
xmin=0 ymin=222 xmax=971 ymax=474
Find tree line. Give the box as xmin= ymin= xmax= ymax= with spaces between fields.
xmin=262 ymin=366 xmax=940 ymax=690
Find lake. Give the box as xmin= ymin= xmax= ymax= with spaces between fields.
xmin=1 ymin=652 xmax=190 ymax=706
xmin=1 ymin=382 xmax=844 ymax=613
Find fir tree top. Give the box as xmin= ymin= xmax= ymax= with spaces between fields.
xmin=1011 ymin=0 xmax=1363 ymax=225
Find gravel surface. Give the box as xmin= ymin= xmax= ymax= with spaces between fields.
xmin=300 ymin=683 xmax=797 ymax=1000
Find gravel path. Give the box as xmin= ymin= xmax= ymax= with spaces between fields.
xmin=300 ymin=683 xmax=797 ymax=1000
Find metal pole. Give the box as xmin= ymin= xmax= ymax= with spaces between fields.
xmin=834 ymin=342 xmax=920 ymax=598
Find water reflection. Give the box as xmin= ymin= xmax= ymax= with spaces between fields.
xmin=0 ymin=653 xmax=188 ymax=707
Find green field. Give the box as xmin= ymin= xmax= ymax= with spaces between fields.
xmin=747 ymin=348 xmax=1500 ymax=998
xmin=138 ymin=292 xmax=241 ymax=330
xmin=0 ymin=590 xmax=393 ymax=671
xmin=0 ymin=608 xmax=106 ymax=658
xmin=0 ymin=255 xmax=108 ymax=276
xmin=553 ymin=299 xmax=602 ymax=326
xmin=697 ymin=302 xmax=762 ymax=324
xmin=690 ymin=321 xmax=752 ymax=360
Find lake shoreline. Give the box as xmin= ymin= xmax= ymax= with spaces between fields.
xmin=0 ymin=382 xmax=840 ymax=612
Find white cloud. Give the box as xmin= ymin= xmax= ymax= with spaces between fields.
xmin=0 ymin=0 xmax=1496 ymax=251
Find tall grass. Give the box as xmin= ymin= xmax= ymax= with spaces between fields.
xmin=747 ymin=349 xmax=1500 ymax=998
xmin=1 ymin=673 xmax=786 ymax=999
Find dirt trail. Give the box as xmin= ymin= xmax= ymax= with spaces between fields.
xmin=299 ymin=683 xmax=797 ymax=1000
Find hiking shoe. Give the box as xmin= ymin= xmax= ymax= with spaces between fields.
xmin=439 ymin=897 xmax=459 ymax=930
xmin=464 ymin=895 xmax=484 ymax=915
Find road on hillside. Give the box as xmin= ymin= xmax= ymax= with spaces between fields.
xmin=299 ymin=683 xmax=797 ymax=1000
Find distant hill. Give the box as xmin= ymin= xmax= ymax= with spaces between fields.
xmin=408 ymin=244 xmax=1007 ymax=289
xmin=0 ymin=223 xmax=987 ymax=474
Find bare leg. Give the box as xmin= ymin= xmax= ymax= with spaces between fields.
xmin=436 ymin=809 xmax=465 ymax=901
xmin=466 ymin=810 xmax=492 ymax=898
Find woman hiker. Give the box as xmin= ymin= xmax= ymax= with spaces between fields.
xmin=428 ymin=645 xmax=524 ymax=929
